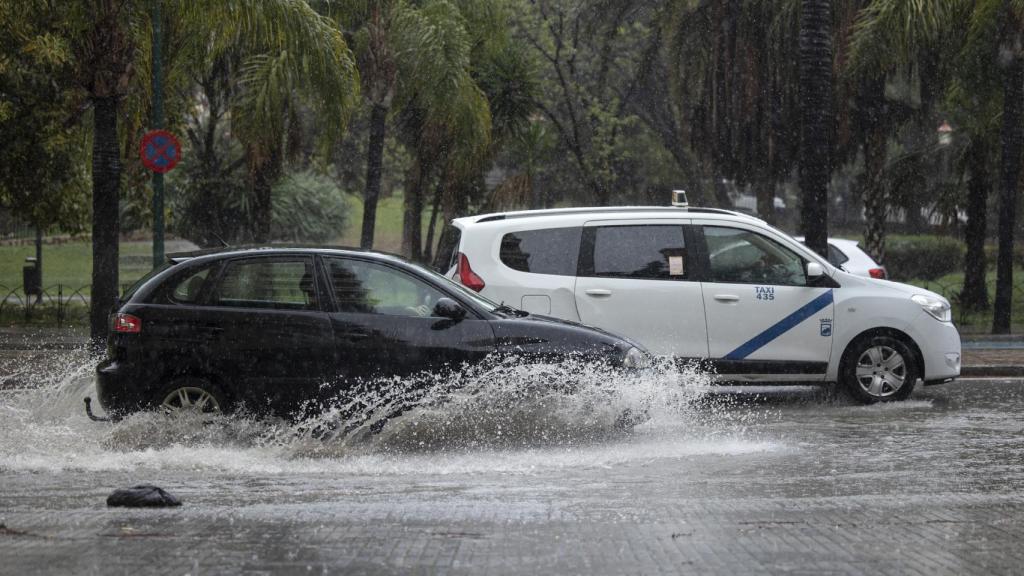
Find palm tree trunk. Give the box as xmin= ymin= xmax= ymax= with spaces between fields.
xmin=992 ymin=58 xmax=1023 ymax=333
xmin=401 ymin=151 xmax=431 ymax=261
xmin=862 ymin=118 xmax=888 ymax=265
xmin=90 ymin=96 xmax=121 ymax=344
xmin=797 ymin=0 xmax=833 ymax=258
xmin=361 ymin=103 xmax=388 ymax=249
xmin=961 ymin=139 xmax=991 ymax=311
xmin=755 ymin=176 xmax=776 ymax=225
xmin=423 ymin=181 xmax=443 ymax=264
xmin=250 ymin=146 xmax=282 ymax=243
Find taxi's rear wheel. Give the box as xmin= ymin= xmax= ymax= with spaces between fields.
xmin=840 ymin=335 xmax=918 ymax=404
xmin=156 ymin=379 xmax=228 ymax=415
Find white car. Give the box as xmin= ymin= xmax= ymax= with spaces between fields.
xmin=796 ymin=237 xmax=887 ymax=279
xmin=436 ymin=206 xmax=960 ymax=403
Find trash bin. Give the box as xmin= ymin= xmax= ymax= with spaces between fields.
xmin=23 ymin=258 xmax=41 ymax=296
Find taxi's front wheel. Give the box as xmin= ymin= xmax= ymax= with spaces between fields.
xmin=839 ymin=335 xmax=918 ymax=404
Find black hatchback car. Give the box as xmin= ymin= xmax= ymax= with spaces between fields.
xmin=96 ymin=247 xmax=647 ymax=418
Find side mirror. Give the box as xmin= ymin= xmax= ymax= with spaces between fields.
xmin=433 ymin=297 xmax=466 ymax=320
xmin=806 ymin=262 xmax=825 ymax=279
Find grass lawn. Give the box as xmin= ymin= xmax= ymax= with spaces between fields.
xmin=337 ymin=192 xmax=437 ymax=254
xmin=0 ymin=192 xmax=432 ymax=294
xmin=0 ymin=241 xmax=154 ymax=296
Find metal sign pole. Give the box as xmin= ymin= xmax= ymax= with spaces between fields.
xmin=151 ymin=0 xmax=164 ymax=268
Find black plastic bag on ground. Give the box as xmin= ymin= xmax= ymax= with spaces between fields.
xmin=106 ymin=485 xmax=182 ymax=508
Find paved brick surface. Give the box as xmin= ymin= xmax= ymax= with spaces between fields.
xmin=1 ymin=379 xmax=1022 ymax=575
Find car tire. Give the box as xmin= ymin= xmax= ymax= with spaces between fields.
xmin=156 ymin=379 xmax=229 ymax=415
xmin=839 ymin=335 xmax=918 ymax=404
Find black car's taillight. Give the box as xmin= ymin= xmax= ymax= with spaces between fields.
xmin=111 ymin=313 xmax=142 ymax=334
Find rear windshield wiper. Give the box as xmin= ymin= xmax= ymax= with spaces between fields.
xmin=494 ymin=302 xmax=529 ymax=317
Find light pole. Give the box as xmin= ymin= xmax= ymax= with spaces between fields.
xmin=150 ymin=0 xmax=164 ymax=268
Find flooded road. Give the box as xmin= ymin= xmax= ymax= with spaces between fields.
xmin=1 ymin=352 xmax=1022 ymax=575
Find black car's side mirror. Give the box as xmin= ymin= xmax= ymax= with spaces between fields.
xmin=433 ymin=298 xmax=466 ymax=320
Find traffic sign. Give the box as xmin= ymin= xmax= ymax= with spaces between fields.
xmin=139 ymin=130 xmax=181 ymax=173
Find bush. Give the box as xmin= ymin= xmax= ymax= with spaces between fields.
xmin=885 ymin=235 xmax=964 ymax=281
xmin=270 ymin=171 xmax=348 ymax=243
xmin=172 ymin=169 xmax=348 ymax=246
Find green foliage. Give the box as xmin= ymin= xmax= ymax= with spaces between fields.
xmin=270 ymin=170 xmax=348 ymax=243
xmin=171 ymin=168 xmax=347 ymax=245
xmin=886 ymin=235 xmax=965 ymax=282
xmin=0 ymin=1 xmax=90 ymax=232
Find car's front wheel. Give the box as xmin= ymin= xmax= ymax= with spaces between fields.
xmin=840 ymin=335 xmax=918 ymax=404
xmin=156 ymin=379 xmax=228 ymax=415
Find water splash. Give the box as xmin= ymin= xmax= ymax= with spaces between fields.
xmin=0 ymin=351 xmax=779 ymax=475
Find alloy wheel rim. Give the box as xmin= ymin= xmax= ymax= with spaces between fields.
xmin=161 ymin=387 xmax=221 ymax=413
xmin=855 ymin=345 xmax=906 ymax=398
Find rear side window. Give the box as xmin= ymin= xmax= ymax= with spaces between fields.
xmin=580 ymin=225 xmax=688 ymax=280
xmin=433 ymin=225 xmax=462 ymax=272
xmin=499 ymin=227 xmax=581 ymax=276
xmin=170 ymin=267 xmax=212 ymax=304
xmin=212 ymin=258 xmax=318 ymax=310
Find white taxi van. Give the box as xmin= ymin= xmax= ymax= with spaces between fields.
xmin=435 ymin=204 xmax=961 ymax=403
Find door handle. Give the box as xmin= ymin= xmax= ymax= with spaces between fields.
xmin=713 ymin=294 xmax=739 ymax=302
xmin=340 ymin=331 xmax=370 ymax=340
xmin=585 ymin=289 xmax=612 ymax=297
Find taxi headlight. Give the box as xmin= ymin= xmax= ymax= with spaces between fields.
xmin=912 ymin=294 xmax=952 ymax=322
xmin=621 ymin=346 xmax=650 ymax=369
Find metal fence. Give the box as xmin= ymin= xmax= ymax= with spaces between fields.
xmin=0 ymin=284 xmax=92 ymax=327
xmin=881 ymin=277 xmax=1024 ymax=329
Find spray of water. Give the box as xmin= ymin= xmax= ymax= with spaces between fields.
xmin=0 ymin=350 xmax=779 ymax=475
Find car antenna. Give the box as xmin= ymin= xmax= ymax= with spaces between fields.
xmin=210 ymin=232 xmax=230 ymax=248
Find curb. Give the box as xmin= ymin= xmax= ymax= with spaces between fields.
xmin=961 ymin=365 xmax=1024 ymax=378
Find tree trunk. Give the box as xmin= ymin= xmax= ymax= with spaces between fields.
xmin=755 ymin=178 xmax=776 ymax=225
xmin=423 ymin=181 xmax=443 ymax=263
xmin=249 ymin=145 xmax=282 ymax=243
xmin=862 ymin=116 xmax=888 ymax=265
xmin=992 ymin=57 xmax=1023 ymax=334
xmin=961 ymin=139 xmax=991 ymax=312
xmin=361 ymin=103 xmax=388 ymax=249
xmin=401 ymin=150 xmax=431 ymax=261
xmin=90 ymin=96 xmax=121 ymax=345
xmin=797 ymin=0 xmax=833 ymax=259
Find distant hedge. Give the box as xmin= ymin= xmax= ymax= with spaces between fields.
xmin=884 ymin=236 xmax=964 ymax=281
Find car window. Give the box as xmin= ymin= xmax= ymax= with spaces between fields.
xmin=213 ymin=258 xmax=317 ymax=310
xmin=704 ymin=226 xmax=806 ymax=286
xmin=432 ymin=225 xmax=461 ymax=272
xmin=827 ymin=244 xmax=850 ymax=267
xmin=581 ymin=225 xmax=688 ymax=280
xmin=326 ymin=258 xmax=448 ymax=317
xmin=170 ymin=267 xmax=211 ymax=304
xmin=500 ymin=227 xmax=581 ymax=275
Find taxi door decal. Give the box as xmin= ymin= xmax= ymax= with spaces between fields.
xmin=723 ymin=290 xmax=834 ymax=360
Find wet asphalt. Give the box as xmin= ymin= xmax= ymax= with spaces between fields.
xmin=1 ymin=375 xmax=1022 ymax=575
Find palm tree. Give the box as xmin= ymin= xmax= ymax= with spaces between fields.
xmin=67 ymin=0 xmax=357 ymax=342
xmin=320 ymin=0 xmax=439 ymax=249
xmin=798 ymin=0 xmax=833 ymax=258
xmin=849 ymin=0 xmax=1024 ymax=331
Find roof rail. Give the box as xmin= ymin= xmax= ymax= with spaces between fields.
xmin=471 ymin=205 xmax=761 ymax=223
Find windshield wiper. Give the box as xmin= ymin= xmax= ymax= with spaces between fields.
xmin=494 ymin=302 xmax=529 ymax=317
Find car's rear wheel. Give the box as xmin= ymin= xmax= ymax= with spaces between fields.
xmin=840 ymin=335 xmax=918 ymax=404
xmin=157 ymin=380 xmax=228 ymax=415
